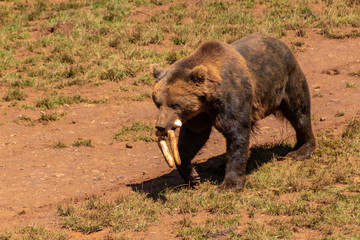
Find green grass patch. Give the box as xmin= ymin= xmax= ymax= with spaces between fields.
xmin=335 ymin=110 xmax=345 ymax=117
xmin=349 ymin=70 xmax=360 ymax=77
xmin=342 ymin=119 xmax=360 ymax=139
xmin=312 ymin=92 xmax=323 ymax=98
xmin=1 ymin=0 xmax=359 ymax=98
xmin=2 ymin=73 xmax=35 ymax=88
xmin=21 ymin=103 xmax=35 ymax=110
xmin=36 ymin=93 xmax=87 ymax=109
xmin=114 ymin=121 xmax=156 ymax=142
xmin=0 ymin=225 xmax=68 ymax=240
xmin=36 ymin=93 xmax=106 ymax=109
xmin=2 ymin=88 xmax=27 ymax=102
xmin=0 ymin=230 xmax=12 ymax=240
xmin=129 ymin=93 xmax=151 ymax=102
xmin=59 ymin=194 xmax=158 ymax=234
xmin=346 ymin=82 xmax=357 ymax=88
xmin=17 ymin=114 xmax=32 ymax=122
xmin=133 ymin=74 xmax=153 ymax=86
xmin=72 ymin=138 xmax=93 ymax=147
xmin=14 ymin=114 xmax=34 ymax=126
xmin=53 ymin=141 xmax=68 ymax=148
xmin=38 ymin=112 xmax=66 ymax=122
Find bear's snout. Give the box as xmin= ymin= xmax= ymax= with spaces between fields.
xmin=155 ymin=106 xmax=178 ymax=133
xmin=155 ymin=125 xmax=166 ymax=133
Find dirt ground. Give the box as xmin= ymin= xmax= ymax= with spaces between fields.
xmin=0 ymin=29 xmax=360 ymax=237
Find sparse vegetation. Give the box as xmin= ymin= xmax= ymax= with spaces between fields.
xmin=312 ymin=92 xmax=323 ymax=98
xmin=72 ymin=138 xmax=93 ymax=147
xmin=118 ymin=86 xmax=129 ymax=92
xmin=17 ymin=114 xmax=31 ymax=122
xmin=55 ymin=122 xmax=360 ymax=239
xmin=53 ymin=141 xmax=67 ymax=148
xmin=21 ymin=103 xmax=35 ymax=110
xmin=2 ymin=88 xmax=27 ymax=102
xmin=35 ymin=93 xmax=106 ymax=109
xmin=129 ymin=93 xmax=151 ymax=102
xmin=1 ymin=0 xmax=359 ymax=97
xmin=133 ymin=74 xmax=153 ymax=86
xmin=335 ymin=110 xmax=345 ymax=117
xmin=342 ymin=119 xmax=360 ymax=139
xmin=114 ymin=121 xmax=156 ymax=142
xmin=346 ymin=82 xmax=357 ymax=88
xmin=349 ymin=70 xmax=360 ymax=77
xmin=36 ymin=93 xmax=88 ymax=109
xmin=0 ymin=226 xmax=68 ymax=240
xmin=38 ymin=112 xmax=66 ymax=122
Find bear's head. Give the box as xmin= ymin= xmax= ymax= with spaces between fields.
xmin=151 ymin=64 xmax=208 ymax=134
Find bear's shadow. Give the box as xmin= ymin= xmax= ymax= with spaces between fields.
xmin=128 ymin=142 xmax=292 ymax=199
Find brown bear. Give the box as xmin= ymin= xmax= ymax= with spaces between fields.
xmin=151 ymin=33 xmax=316 ymax=191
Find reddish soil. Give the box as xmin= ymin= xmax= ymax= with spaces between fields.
xmin=0 ymin=29 xmax=360 ymax=238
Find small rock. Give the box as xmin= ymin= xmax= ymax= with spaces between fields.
xmin=320 ymin=117 xmax=326 ymax=122
xmin=126 ymin=143 xmax=133 ymax=148
xmin=53 ymin=173 xmax=65 ymax=178
xmin=93 ymin=176 xmax=102 ymax=181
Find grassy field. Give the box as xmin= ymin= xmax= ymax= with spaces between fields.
xmin=1 ymin=0 xmax=360 ymax=104
xmin=1 ymin=0 xmax=360 ymax=239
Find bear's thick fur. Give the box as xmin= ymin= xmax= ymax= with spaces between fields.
xmin=151 ymin=33 xmax=316 ymax=191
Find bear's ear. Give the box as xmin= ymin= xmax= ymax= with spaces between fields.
xmin=190 ymin=65 xmax=207 ymax=83
xmin=150 ymin=64 xmax=164 ymax=80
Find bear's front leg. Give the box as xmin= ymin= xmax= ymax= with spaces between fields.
xmin=176 ymin=125 xmax=212 ymax=186
xmin=216 ymin=115 xmax=251 ymax=192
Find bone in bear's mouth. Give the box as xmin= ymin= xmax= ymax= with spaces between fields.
xmin=157 ymin=119 xmax=182 ymax=168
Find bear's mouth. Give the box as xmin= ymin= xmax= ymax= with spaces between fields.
xmin=156 ymin=119 xmax=182 ymax=168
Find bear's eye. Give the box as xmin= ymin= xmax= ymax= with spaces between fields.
xmin=169 ymin=104 xmax=180 ymax=109
xmin=153 ymin=98 xmax=161 ymax=108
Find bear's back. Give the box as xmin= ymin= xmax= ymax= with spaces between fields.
xmin=173 ymin=40 xmax=237 ymax=71
xmin=231 ymin=33 xmax=296 ymax=74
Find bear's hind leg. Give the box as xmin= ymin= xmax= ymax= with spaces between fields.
xmin=177 ymin=126 xmax=211 ymax=186
xmin=279 ymin=75 xmax=316 ymax=160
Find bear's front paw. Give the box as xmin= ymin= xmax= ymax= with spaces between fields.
xmin=177 ymin=166 xmax=200 ymax=186
xmin=187 ymin=171 xmax=201 ymax=187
